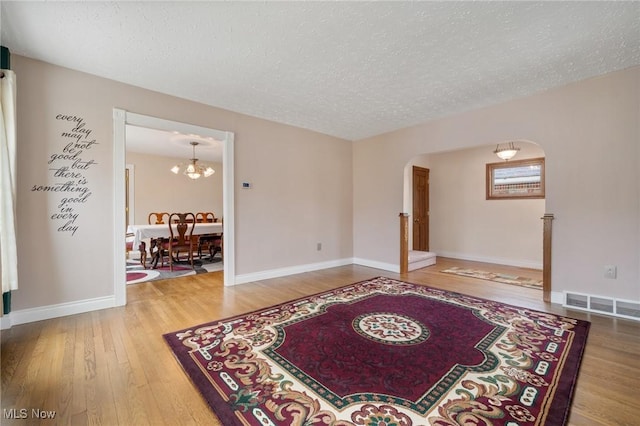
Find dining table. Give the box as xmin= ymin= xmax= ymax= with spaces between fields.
xmin=127 ymin=222 xmax=223 ymax=268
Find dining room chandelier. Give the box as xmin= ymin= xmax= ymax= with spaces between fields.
xmin=493 ymin=141 xmax=520 ymax=161
xmin=170 ymin=141 xmax=215 ymax=180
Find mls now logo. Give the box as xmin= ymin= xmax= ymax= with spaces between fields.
xmin=3 ymin=408 xmax=56 ymax=419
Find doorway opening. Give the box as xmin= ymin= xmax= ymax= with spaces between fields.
xmin=113 ymin=110 xmax=235 ymax=306
xmin=401 ymin=142 xmax=546 ymax=298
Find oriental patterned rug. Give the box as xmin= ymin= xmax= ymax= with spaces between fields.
xmin=164 ymin=277 xmax=589 ymax=425
xmin=441 ymin=266 xmax=543 ymax=289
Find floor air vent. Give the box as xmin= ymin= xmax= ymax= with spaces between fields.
xmin=564 ymin=292 xmax=640 ymax=321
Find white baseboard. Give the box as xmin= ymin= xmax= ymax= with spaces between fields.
xmin=234 ymin=258 xmax=355 ymax=285
xmin=435 ymin=251 xmax=542 ymax=270
xmin=1 ymin=296 xmax=116 ymax=329
xmin=352 ymin=258 xmax=399 ymax=273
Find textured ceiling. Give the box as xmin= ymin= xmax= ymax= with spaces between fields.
xmin=125 ymin=125 xmax=223 ymax=162
xmin=2 ymin=1 xmax=639 ymax=141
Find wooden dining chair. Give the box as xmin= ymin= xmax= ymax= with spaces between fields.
xmin=167 ymin=212 xmax=197 ymax=271
xmin=148 ymin=212 xmax=169 ymax=224
xmin=196 ymin=212 xmax=216 ymax=223
xmin=125 ymin=232 xmax=135 ymax=259
xmin=195 ymin=212 xmax=219 ymax=259
xmin=144 ymin=212 xmax=170 ymax=268
xmin=197 ymin=233 xmax=222 ymax=260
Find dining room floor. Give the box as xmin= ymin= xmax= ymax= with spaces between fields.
xmin=126 ymin=252 xmax=223 ymax=285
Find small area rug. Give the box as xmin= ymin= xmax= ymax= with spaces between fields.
xmin=441 ymin=266 xmax=543 ymax=289
xmin=164 ymin=276 xmax=589 ymax=425
xmin=126 ymin=255 xmax=223 ymax=284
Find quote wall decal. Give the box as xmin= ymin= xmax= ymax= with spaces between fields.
xmin=31 ymin=114 xmax=99 ymax=236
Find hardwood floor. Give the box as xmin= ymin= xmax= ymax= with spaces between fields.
xmin=2 ymin=258 xmax=639 ymax=425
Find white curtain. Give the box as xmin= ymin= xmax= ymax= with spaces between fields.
xmin=1 ymin=69 xmax=18 ymax=299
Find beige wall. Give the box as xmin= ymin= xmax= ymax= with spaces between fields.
xmin=12 ymin=55 xmax=353 ymax=313
xmin=354 ymin=66 xmax=640 ymax=301
xmin=126 ymin=151 xmax=223 ymax=225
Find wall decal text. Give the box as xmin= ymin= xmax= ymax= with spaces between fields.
xmin=31 ymin=115 xmax=98 ymax=236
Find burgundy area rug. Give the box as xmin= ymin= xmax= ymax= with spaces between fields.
xmin=163 ymin=277 xmax=590 ymax=425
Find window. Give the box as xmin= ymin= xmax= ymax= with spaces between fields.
xmin=486 ymin=157 xmax=545 ymax=200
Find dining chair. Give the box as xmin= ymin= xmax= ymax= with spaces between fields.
xmin=195 ymin=212 xmax=219 ymax=259
xmin=148 ymin=212 xmax=169 ymax=224
xmin=144 ymin=212 xmax=170 ymax=268
xmin=196 ymin=212 xmax=216 ymax=223
xmin=197 ymin=233 xmax=222 ymax=260
xmin=167 ymin=212 xmax=197 ymax=271
xmin=125 ymin=232 xmax=135 ymax=259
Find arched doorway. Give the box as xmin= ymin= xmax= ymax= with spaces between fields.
xmin=401 ymin=141 xmax=547 ymax=297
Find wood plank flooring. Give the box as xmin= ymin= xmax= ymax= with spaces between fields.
xmin=2 ymin=258 xmax=639 ymax=425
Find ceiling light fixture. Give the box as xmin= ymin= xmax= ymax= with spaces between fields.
xmin=493 ymin=141 xmax=520 ymax=161
xmin=170 ymin=141 xmax=215 ymax=180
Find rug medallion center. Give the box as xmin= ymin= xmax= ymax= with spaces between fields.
xmin=352 ymin=312 xmax=429 ymax=345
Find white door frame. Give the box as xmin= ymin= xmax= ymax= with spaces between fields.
xmin=125 ymin=163 xmax=135 ymax=229
xmin=113 ymin=109 xmax=235 ymax=306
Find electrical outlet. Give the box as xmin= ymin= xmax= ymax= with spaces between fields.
xmin=317 ymin=243 xmax=322 ymax=251
xmin=604 ymin=265 xmax=617 ymax=279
